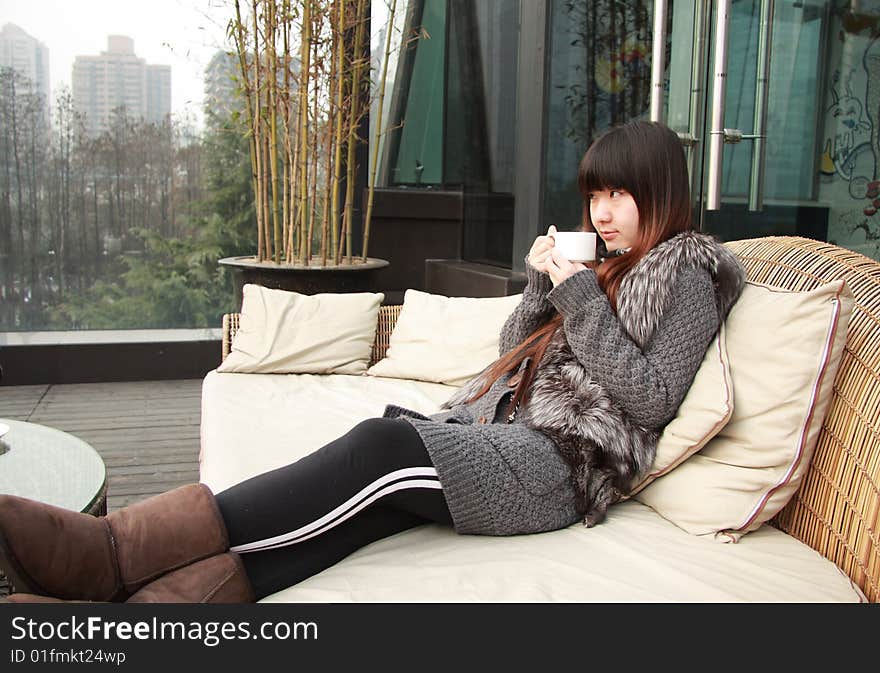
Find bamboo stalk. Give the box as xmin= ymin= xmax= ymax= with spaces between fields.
xmin=249 ymin=0 xmax=265 ymax=261
xmin=297 ymin=0 xmax=312 ymax=264
xmin=288 ymin=9 xmax=300 ymax=266
xmin=251 ymin=0 xmax=273 ymax=262
xmin=330 ymin=0 xmax=347 ymax=263
xmin=336 ymin=205 xmax=347 ymax=262
xmin=262 ymin=121 xmax=273 ymax=261
xmin=289 ymin=92 xmax=299 ymax=261
xmin=363 ymin=0 xmax=397 ymax=262
xmin=308 ymin=4 xmax=320 ymax=265
xmin=232 ymin=1 xmax=261 ymax=262
xmin=342 ymin=0 xmax=368 ymax=264
xmin=322 ymin=135 xmax=331 ymax=265
xmin=322 ymin=44 xmax=334 ymax=268
xmin=266 ymin=0 xmax=281 ymax=264
xmin=280 ymin=0 xmax=292 ymax=262
xmin=281 ymin=147 xmax=289 ymax=262
xmin=321 ymin=5 xmax=337 ymax=266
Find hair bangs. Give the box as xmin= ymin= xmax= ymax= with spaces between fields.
xmin=577 ymin=131 xmax=636 ymax=199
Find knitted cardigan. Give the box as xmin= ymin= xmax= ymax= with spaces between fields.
xmin=384 ymin=231 xmax=745 ymax=535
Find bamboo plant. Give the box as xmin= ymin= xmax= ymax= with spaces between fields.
xmin=229 ymin=0 xmax=397 ymax=266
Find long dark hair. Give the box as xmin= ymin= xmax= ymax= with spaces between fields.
xmin=464 ymin=120 xmax=693 ymax=413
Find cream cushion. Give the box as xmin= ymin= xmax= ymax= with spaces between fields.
xmin=635 ymin=280 xmax=854 ymax=540
xmin=630 ymin=324 xmax=733 ymax=494
xmin=366 ymin=289 xmax=522 ymax=386
xmin=217 ymin=284 xmax=384 ymax=375
xmin=199 ymin=370 xmax=864 ymax=602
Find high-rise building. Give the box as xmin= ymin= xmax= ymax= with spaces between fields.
xmin=0 ymin=23 xmax=50 ymax=112
xmin=72 ymin=35 xmax=171 ymax=136
xmin=204 ymin=49 xmax=300 ymax=129
xmin=146 ymin=64 xmax=171 ymax=123
xmin=203 ymin=50 xmax=240 ymax=126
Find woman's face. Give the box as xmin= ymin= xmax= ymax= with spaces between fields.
xmin=588 ymin=188 xmax=640 ymax=252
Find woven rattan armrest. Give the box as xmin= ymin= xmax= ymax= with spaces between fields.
xmin=221 ymin=304 xmax=402 ymax=367
xmin=724 ymin=237 xmax=880 ymax=602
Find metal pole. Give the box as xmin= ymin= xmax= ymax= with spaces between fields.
xmin=687 ymin=0 xmax=710 ymax=194
xmin=650 ymin=0 xmax=668 ymax=122
xmin=706 ymin=0 xmax=731 ymax=211
xmin=749 ymin=0 xmax=774 ymax=211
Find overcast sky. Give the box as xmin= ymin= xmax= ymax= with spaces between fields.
xmin=0 ymin=0 xmax=233 ymax=129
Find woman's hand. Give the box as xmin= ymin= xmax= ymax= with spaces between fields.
xmin=527 ymin=225 xmax=557 ymax=273
xmin=546 ymin=245 xmax=588 ymax=287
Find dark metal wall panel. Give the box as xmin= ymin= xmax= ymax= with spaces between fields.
xmin=0 ymin=341 xmax=221 ymax=386
xmin=363 ymin=188 xmax=464 ymax=304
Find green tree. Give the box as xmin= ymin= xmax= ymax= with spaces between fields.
xmin=48 ymin=112 xmax=256 ymax=329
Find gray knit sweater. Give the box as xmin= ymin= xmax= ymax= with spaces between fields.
xmin=383 ymin=239 xmax=740 ymax=536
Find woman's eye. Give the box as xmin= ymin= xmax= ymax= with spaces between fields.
xmin=610 ymin=190 xmax=622 ymax=198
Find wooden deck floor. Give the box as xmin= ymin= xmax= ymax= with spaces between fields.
xmin=0 ymin=379 xmax=202 ymax=512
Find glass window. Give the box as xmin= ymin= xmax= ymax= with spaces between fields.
xmin=444 ymin=0 xmax=518 ymax=193
xmin=543 ymin=0 xmax=653 ymax=235
xmin=447 ymin=0 xmax=519 ymax=266
xmin=375 ymin=0 xmax=519 ymax=267
xmin=681 ymin=0 xmax=880 ymax=258
xmin=0 ymin=2 xmax=248 ymax=332
xmin=381 ymin=0 xmax=447 ymax=186
xmin=721 ymin=1 xmax=824 ymax=201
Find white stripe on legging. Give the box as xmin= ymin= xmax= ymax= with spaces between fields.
xmin=238 ymin=479 xmax=443 ymax=553
xmin=230 ymin=467 xmax=441 ymax=554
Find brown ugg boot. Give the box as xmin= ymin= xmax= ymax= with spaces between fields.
xmin=3 ymin=594 xmax=100 ymax=603
xmin=0 ymin=484 xmax=229 ymax=602
xmin=5 ymin=553 xmax=254 ymax=604
xmin=126 ymin=553 xmax=255 ymax=603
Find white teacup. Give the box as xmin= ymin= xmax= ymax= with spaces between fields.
xmin=552 ymin=231 xmax=597 ymax=263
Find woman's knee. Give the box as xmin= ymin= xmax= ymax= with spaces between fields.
xmin=344 ymin=417 xmax=416 ymax=448
xmin=340 ymin=417 xmax=430 ymax=467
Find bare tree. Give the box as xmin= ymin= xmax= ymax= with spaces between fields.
xmin=0 ymin=72 xmax=206 ymax=330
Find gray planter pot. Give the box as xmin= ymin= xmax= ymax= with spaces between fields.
xmin=218 ymin=256 xmax=390 ymax=309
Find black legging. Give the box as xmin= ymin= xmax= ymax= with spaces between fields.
xmin=215 ymin=417 xmax=453 ymax=599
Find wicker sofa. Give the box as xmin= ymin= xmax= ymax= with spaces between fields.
xmin=201 ymin=237 xmax=879 ymax=602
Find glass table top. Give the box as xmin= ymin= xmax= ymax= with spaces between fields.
xmin=0 ymin=419 xmax=106 ymax=513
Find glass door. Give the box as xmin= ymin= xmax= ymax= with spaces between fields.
xmin=662 ymin=0 xmax=880 ymax=261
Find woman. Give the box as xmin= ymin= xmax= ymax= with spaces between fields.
xmin=0 ymin=121 xmax=745 ymax=603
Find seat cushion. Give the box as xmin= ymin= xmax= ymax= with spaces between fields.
xmin=200 ymin=370 xmax=458 ymax=492
xmin=199 ymin=370 xmax=865 ymax=602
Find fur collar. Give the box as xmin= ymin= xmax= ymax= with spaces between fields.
xmin=616 ymin=231 xmax=744 ymax=348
